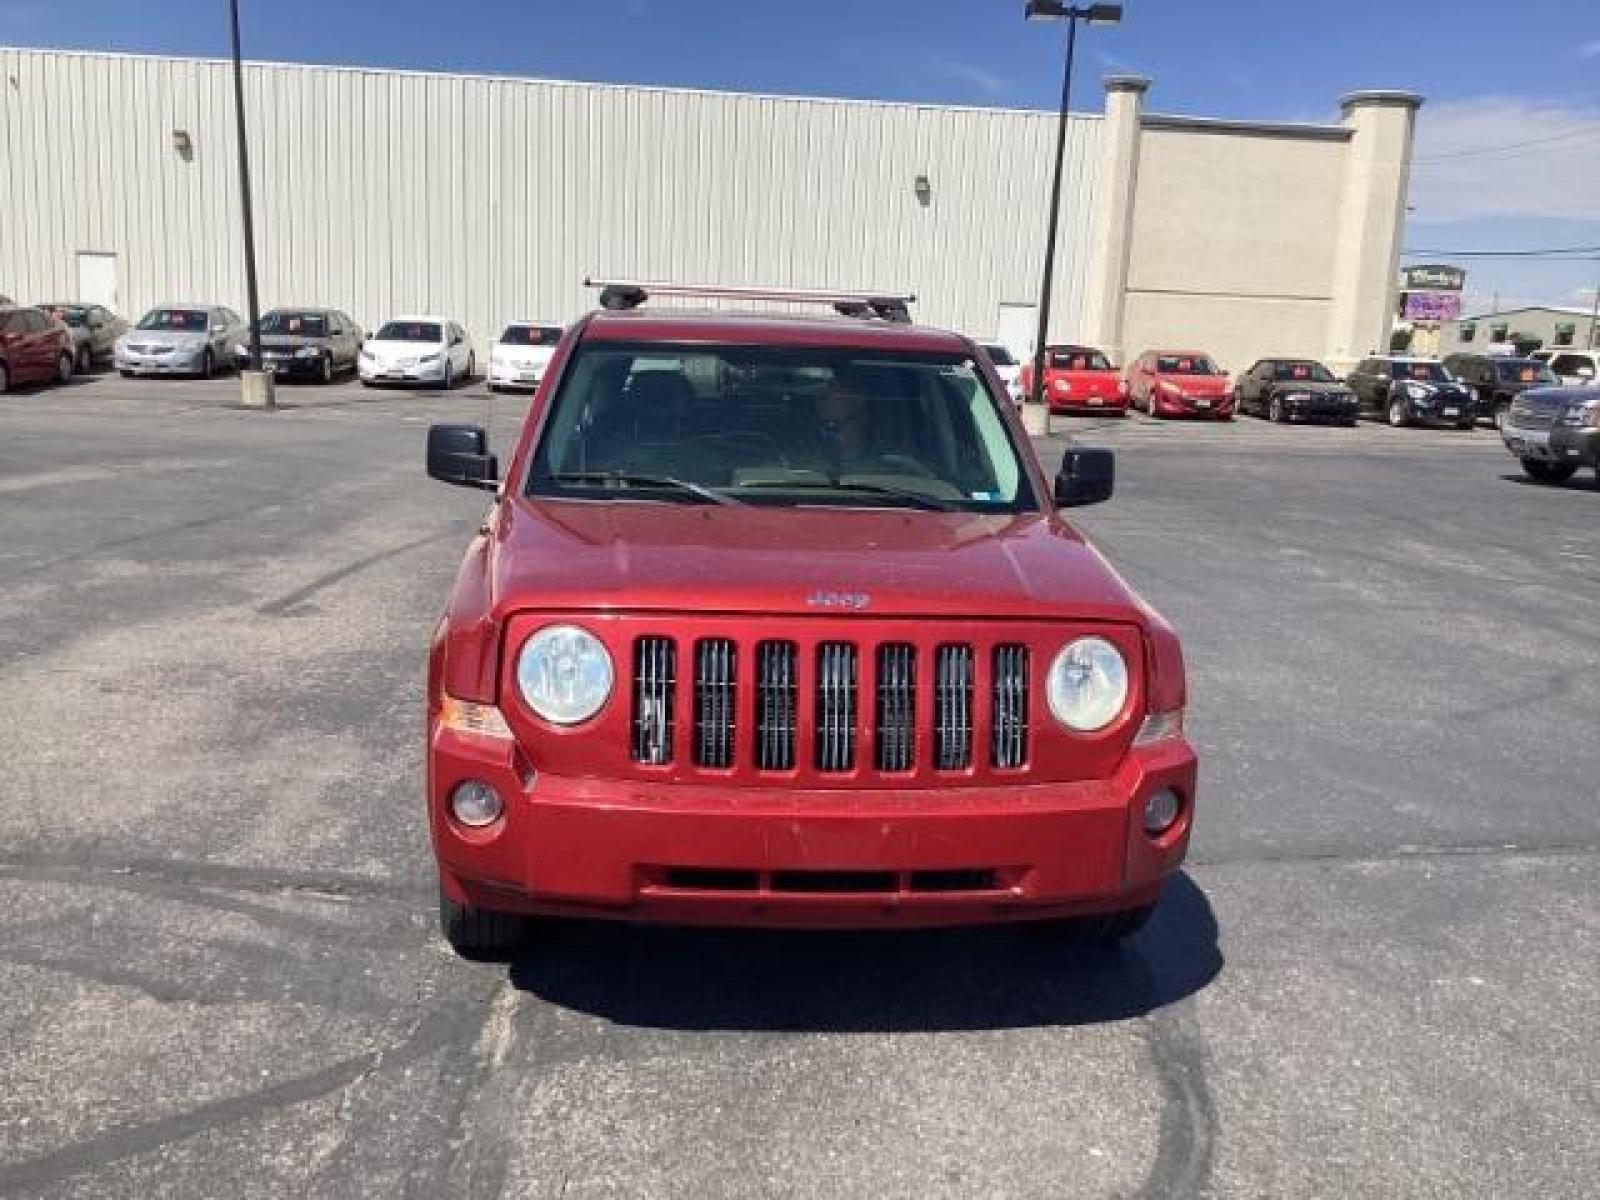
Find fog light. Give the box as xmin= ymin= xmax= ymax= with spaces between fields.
xmin=449 ymin=780 xmax=503 ymax=828
xmin=1143 ymin=788 xmax=1181 ymax=836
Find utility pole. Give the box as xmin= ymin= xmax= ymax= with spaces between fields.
xmin=228 ymin=0 xmax=271 ymax=407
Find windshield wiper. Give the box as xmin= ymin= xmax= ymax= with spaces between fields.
xmin=546 ymin=471 xmax=740 ymax=506
xmin=735 ymin=478 xmax=957 ymax=511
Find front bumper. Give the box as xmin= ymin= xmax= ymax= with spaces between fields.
xmin=1049 ymin=393 xmax=1127 ymax=415
xmin=1151 ymin=392 xmax=1233 ymax=419
xmin=429 ymin=724 xmax=1196 ymax=929
xmin=1278 ymin=393 xmax=1359 ymax=422
xmin=488 ymin=362 xmax=544 ymax=389
xmin=1503 ymin=423 xmax=1600 ymax=466
xmin=237 ymin=353 xmax=324 ymax=378
xmin=115 ymin=350 xmax=207 ymax=375
xmin=360 ymin=358 xmax=446 ymax=384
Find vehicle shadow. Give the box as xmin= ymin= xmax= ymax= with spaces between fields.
xmin=508 ymin=872 xmax=1221 ymax=1033
xmin=1498 ymin=472 xmax=1599 ymax=491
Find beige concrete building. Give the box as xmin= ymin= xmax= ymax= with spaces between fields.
xmin=0 ymin=48 xmax=1418 ymax=372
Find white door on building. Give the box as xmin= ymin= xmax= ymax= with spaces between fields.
xmin=76 ymin=252 xmax=119 ymax=313
xmin=996 ymin=302 xmax=1038 ymax=363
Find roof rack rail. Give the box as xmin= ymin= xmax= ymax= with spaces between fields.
xmin=583 ymin=278 xmax=917 ymax=324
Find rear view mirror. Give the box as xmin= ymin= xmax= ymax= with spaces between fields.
xmin=427 ymin=423 xmax=499 ymax=491
xmin=1054 ymin=446 xmax=1114 ymax=508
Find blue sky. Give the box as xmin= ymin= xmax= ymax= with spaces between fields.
xmin=4 ymin=0 xmax=1597 ymax=313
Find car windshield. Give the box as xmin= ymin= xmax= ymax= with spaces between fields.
xmin=375 ymin=321 xmax=442 ymax=342
xmin=1496 ymin=360 xmax=1557 ymax=384
xmin=1393 ymin=361 xmax=1450 ymax=382
xmin=1049 ymin=349 xmax=1111 ymax=371
xmin=1157 ymin=355 xmax=1218 ymax=375
xmin=980 ymin=343 xmax=1017 ymax=367
xmin=138 ymin=308 xmax=208 ymax=331
xmin=47 ymin=306 xmax=89 ymax=327
xmin=259 ymin=311 xmax=328 ymax=337
xmin=528 ymin=342 xmax=1033 ymax=512
xmin=501 ymin=324 xmax=562 ymax=346
xmin=1272 ymin=361 xmax=1334 ymax=382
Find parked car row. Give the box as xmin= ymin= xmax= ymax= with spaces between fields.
xmin=1 ymin=293 xmax=569 ymax=394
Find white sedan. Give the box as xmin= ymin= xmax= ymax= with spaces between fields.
xmin=487 ymin=321 xmax=563 ymax=392
xmin=359 ymin=316 xmax=474 ymax=389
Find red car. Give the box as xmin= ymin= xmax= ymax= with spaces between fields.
xmin=1126 ymin=349 xmax=1235 ymax=420
xmin=1020 ymin=344 xmax=1128 ymax=415
xmin=0 ymin=306 xmax=76 ymax=394
xmin=423 ymin=281 xmax=1197 ymax=957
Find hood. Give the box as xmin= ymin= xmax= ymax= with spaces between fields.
xmin=365 ymin=338 xmax=442 ymax=358
xmin=488 ymin=501 xmax=1147 ymax=622
xmin=1402 ymin=378 xmax=1469 ymax=395
xmin=1157 ymin=373 xmax=1231 ymax=395
xmin=125 ymin=328 xmax=208 ymax=347
xmin=1269 ymin=380 xmax=1349 ymax=394
xmin=1518 ymin=384 xmax=1600 ymax=415
xmin=255 ymin=333 xmax=330 ymax=351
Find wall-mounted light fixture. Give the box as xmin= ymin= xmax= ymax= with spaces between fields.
xmin=914 ymin=174 xmax=932 ymax=207
xmin=172 ymin=129 xmax=194 ymax=160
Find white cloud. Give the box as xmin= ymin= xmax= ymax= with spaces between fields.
xmin=920 ymin=54 xmax=1010 ymax=98
xmin=1407 ymin=97 xmax=1600 ymax=222
xmin=1580 ymin=40 xmax=1600 ymax=58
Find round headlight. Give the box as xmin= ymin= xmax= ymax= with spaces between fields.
xmin=1047 ymin=637 xmax=1129 ymax=732
xmin=516 ymin=624 xmax=613 ymax=725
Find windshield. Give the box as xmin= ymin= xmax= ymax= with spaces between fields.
xmin=138 ymin=308 xmax=208 ymax=331
xmin=1272 ymin=361 xmax=1335 ymax=382
xmin=259 ymin=311 xmax=328 ymax=337
xmin=1049 ymin=348 xmax=1111 ymax=371
xmin=1157 ymin=355 xmax=1219 ymax=375
xmin=375 ymin=321 xmax=442 ymax=343
xmin=1496 ymin=360 xmax=1557 ymax=384
xmin=1392 ymin=361 xmax=1450 ymax=382
xmin=47 ymin=306 xmax=89 ymax=327
xmin=980 ymin=343 xmax=1017 ymax=367
xmin=527 ymin=342 xmax=1033 ymax=513
xmin=501 ymin=324 xmax=562 ymax=346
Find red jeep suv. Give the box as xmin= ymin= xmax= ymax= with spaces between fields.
xmin=424 ymin=281 xmax=1197 ymax=957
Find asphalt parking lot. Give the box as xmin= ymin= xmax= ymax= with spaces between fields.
xmin=1 ymin=370 xmax=1597 ymax=1199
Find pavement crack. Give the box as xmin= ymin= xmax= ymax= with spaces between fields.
xmin=255 ymin=529 xmax=465 ymax=615
xmin=1136 ymin=1006 xmax=1220 ymax=1200
xmin=0 ymin=850 xmax=430 ymax=904
xmin=1189 ymin=838 xmax=1600 ymax=873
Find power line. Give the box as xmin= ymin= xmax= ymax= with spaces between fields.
xmin=1400 ymin=245 xmax=1600 ymax=259
xmin=1413 ymin=125 xmax=1600 ymax=163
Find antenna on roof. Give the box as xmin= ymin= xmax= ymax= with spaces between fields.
xmin=583 ymin=278 xmax=916 ymax=322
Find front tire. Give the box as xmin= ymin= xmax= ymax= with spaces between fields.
xmin=76 ymin=344 xmax=92 ymax=374
xmin=320 ymin=353 xmax=334 ymax=384
xmin=1387 ymin=396 xmax=1409 ymax=428
xmin=199 ymin=349 xmax=214 ymax=380
xmin=1269 ymin=395 xmax=1285 ymax=423
xmin=440 ymin=358 xmax=454 ymax=391
xmin=0 ymin=361 xmax=9 ymax=394
xmin=439 ymin=887 xmax=524 ymax=959
xmin=1522 ymin=459 xmax=1577 ymax=485
xmin=57 ymin=351 xmax=75 ymax=383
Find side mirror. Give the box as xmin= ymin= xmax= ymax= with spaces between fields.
xmin=1577 ymin=366 xmax=1596 ymax=380
xmin=1054 ymin=446 xmax=1114 ymax=508
xmin=427 ymin=423 xmax=499 ymax=491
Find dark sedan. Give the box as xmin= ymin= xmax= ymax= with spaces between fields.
xmin=232 ymin=308 xmax=364 ymax=382
xmin=1235 ymin=358 xmax=1359 ymax=425
xmin=1442 ymin=353 xmax=1560 ymax=428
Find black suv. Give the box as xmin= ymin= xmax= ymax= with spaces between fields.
xmin=1441 ymin=353 xmax=1559 ymax=429
xmin=1346 ymin=356 xmax=1474 ymax=429
xmin=1235 ymin=358 xmax=1359 ymax=425
xmin=232 ymin=308 xmax=365 ymax=383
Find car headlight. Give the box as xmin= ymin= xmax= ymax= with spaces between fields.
xmin=516 ymin=625 xmax=613 ymax=725
xmin=1046 ymin=637 xmax=1129 ymax=732
xmin=296 ymin=346 xmax=320 ymax=358
xmin=359 ymin=349 xmax=374 ymax=361
xmin=420 ymin=353 xmax=443 ymax=365
xmin=1405 ymin=383 xmax=1430 ymax=400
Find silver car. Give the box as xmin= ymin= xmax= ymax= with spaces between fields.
xmin=115 ymin=304 xmax=245 ymax=378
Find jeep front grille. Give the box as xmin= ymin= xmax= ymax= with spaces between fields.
xmin=630 ymin=634 xmax=1029 ymax=774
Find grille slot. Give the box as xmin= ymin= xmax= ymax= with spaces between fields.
xmin=874 ymin=643 xmax=916 ymax=771
xmin=693 ymin=638 xmax=737 ymax=767
xmin=755 ymin=640 xmax=798 ymax=770
xmin=934 ymin=644 xmax=974 ymax=769
xmin=631 ymin=636 xmax=676 ymax=764
xmin=991 ymin=644 xmax=1030 ymax=768
xmin=814 ymin=642 xmax=858 ymax=772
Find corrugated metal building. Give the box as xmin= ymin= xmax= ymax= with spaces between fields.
xmin=1 ymin=47 xmax=1419 ymax=371
xmin=0 ymin=48 xmax=1101 ymax=352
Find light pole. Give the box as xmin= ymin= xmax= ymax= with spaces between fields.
xmin=228 ymin=0 xmax=266 ymax=397
xmin=1025 ymin=2 xmax=1122 ymax=409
